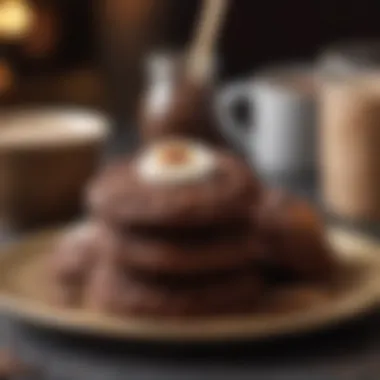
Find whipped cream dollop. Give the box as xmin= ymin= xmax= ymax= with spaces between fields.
xmin=137 ymin=138 xmax=217 ymax=185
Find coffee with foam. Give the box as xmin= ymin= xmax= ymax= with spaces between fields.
xmin=0 ymin=109 xmax=108 ymax=149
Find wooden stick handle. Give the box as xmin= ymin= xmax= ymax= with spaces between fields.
xmin=187 ymin=0 xmax=229 ymax=81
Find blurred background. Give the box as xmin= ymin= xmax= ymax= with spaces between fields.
xmin=1 ymin=0 xmax=380 ymax=228
xmin=2 ymin=2 xmax=380 ymax=380
xmin=0 ymin=0 xmax=379 ymax=123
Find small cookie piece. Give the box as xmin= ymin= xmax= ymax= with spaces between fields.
xmin=49 ymin=221 xmax=120 ymax=307
xmin=254 ymin=189 xmax=336 ymax=280
xmin=86 ymin=139 xmax=260 ymax=228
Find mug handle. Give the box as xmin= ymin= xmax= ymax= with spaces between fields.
xmin=215 ymin=81 xmax=254 ymax=152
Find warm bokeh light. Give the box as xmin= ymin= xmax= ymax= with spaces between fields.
xmin=0 ymin=0 xmax=33 ymax=40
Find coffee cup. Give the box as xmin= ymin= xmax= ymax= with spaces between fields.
xmin=0 ymin=107 xmax=109 ymax=228
xmin=216 ymin=65 xmax=318 ymax=180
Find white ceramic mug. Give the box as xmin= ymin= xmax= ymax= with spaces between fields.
xmin=216 ymin=66 xmax=317 ymax=178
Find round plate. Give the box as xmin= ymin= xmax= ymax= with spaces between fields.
xmin=0 ymin=228 xmax=379 ymax=342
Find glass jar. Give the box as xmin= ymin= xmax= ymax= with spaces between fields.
xmin=318 ymin=39 xmax=380 ymax=77
xmin=139 ymin=51 xmax=183 ymax=133
xmin=319 ymin=69 xmax=380 ymax=223
xmin=139 ymin=50 xmax=224 ymax=145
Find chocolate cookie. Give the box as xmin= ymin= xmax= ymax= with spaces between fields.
xmin=86 ymin=139 xmax=260 ymax=228
xmin=50 ymin=222 xmax=263 ymax=317
xmin=83 ymin=266 xmax=262 ymax=317
xmin=119 ymin=228 xmax=265 ymax=273
xmin=253 ymin=189 xmax=337 ymax=280
xmin=51 ymin=221 xmax=263 ymax=277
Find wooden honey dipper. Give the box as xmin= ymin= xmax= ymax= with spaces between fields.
xmin=187 ymin=0 xmax=230 ymax=83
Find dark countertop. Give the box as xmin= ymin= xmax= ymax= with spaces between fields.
xmin=1 ymin=136 xmax=380 ymax=380
xmin=1 ymin=311 xmax=380 ymax=380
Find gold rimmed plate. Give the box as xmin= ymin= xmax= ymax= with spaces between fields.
xmin=0 ymin=227 xmax=379 ymax=342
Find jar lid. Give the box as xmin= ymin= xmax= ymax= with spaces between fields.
xmin=318 ymin=39 xmax=380 ymax=77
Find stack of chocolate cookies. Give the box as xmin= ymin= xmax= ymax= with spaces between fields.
xmin=50 ymin=139 xmax=266 ymax=317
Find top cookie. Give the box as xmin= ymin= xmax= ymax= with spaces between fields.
xmin=86 ymin=138 xmax=260 ymax=227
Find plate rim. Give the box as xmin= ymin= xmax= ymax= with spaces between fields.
xmin=0 ymin=227 xmax=380 ymax=342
